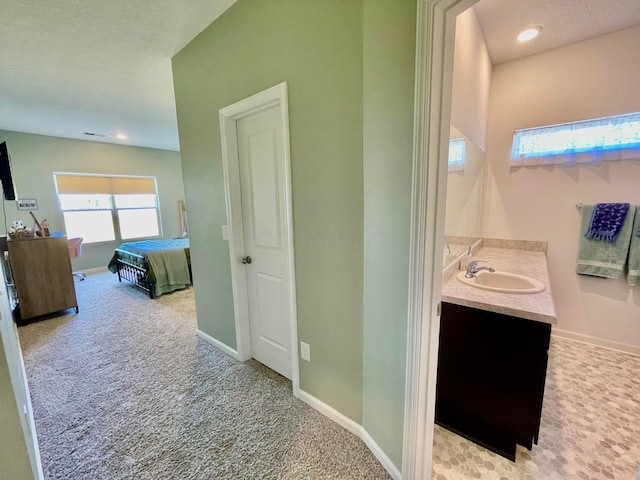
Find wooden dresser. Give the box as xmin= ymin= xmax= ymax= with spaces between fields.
xmin=8 ymin=236 xmax=78 ymax=320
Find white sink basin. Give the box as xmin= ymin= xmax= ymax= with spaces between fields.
xmin=456 ymin=270 xmax=546 ymax=294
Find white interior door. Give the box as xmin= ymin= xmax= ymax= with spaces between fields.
xmin=236 ymin=105 xmax=292 ymax=379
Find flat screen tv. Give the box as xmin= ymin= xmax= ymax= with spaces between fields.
xmin=0 ymin=142 xmax=17 ymax=201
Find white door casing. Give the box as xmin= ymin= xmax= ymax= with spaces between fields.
xmin=219 ymin=83 xmax=299 ymax=390
xmin=237 ymin=106 xmax=291 ymax=379
xmin=0 ymin=265 xmax=44 ymax=479
xmin=403 ymin=0 xmax=479 ymax=479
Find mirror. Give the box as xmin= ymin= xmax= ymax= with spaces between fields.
xmin=442 ymin=242 xmax=466 ymax=267
xmin=442 ymin=125 xmax=486 ymax=266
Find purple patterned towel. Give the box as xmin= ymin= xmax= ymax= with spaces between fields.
xmin=585 ymin=203 xmax=631 ymax=243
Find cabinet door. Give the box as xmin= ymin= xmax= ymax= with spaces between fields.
xmin=9 ymin=237 xmax=78 ymax=319
xmin=436 ymin=303 xmax=551 ymax=460
xmin=531 ymin=328 xmax=551 ymax=445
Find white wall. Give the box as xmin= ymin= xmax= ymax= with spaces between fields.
xmin=445 ymin=126 xmax=486 ymax=237
xmin=450 ymin=7 xmax=492 ymax=150
xmin=0 ymin=258 xmax=40 ymax=479
xmin=0 ymin=340 xmax=36 ymax=479
xmin=445 ymin=7 xmax=492 ymax=238
xmin=483 ymin=25 xmax=640 ymax=352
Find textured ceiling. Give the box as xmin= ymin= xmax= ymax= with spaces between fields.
xmin=2 ymin=0 xmax=640 ymax=152
xmin=0 ymin=0 xmax=236 ymax=151
xmin=474 ymin=0 xmax=640 ymax=65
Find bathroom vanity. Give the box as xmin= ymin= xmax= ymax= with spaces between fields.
xmin=437 ymin=240 xmax=557 ymax=461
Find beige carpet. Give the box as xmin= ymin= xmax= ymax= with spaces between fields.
xmin=18 ymin=272 xmax=391 ymax=480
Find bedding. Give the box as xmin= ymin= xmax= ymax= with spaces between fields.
xmin=107 ymin=238 xmax=191 ymax=298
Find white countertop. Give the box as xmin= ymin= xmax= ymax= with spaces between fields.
xmin=441 ymin=246 xmax=558 ymax=325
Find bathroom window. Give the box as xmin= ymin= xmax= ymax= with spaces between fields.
xmin=448 ymin=138 xmax=466 ymax=172
xmin=510 ymin=111 xmax=640 ymax=168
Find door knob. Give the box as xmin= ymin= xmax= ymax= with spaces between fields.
xmin=241 ymin=256 xmax=252 ymax=264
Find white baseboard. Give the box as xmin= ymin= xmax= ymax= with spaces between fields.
xmin=552 ymin=328 xmax=640 ymax=357
xmin=82 ymin=266 xmax=110 ymax=275
xmin=296 ymin=389 xmax=362 ymax=436
xmin=297 ymin=388 xmax=401 ymax=480
xmin=194 ymin=340 xmax=401 ymax=478
xmin=361 ymin=428 xmax=402 ymax=480
xmin=196 ymin=330 xmax=240 ymax=360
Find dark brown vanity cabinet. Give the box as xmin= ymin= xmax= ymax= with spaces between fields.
xmin=435 ymin=302 xmax=551 ymax=461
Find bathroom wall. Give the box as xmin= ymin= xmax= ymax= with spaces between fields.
xmin=445 ymin=126 xmax=486 ymax=238
xmin=483 ymin=25 xmax=640 ymax=352
xmin=450 ymin=7 xmax=492 ymax=151
xmin=444 ymin=7 xmax=492 ymax=239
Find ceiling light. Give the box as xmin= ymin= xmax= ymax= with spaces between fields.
xmin=517 ymin=26 xmax=542 ymax=43
xmin=116 ymin=133 xmax=128 ymax=140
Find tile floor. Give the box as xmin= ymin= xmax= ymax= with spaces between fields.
xmin=431 ymin=337 xmax=640 ymax=479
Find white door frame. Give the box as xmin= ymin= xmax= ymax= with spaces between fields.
xmin=402 ymin=0 xmax=478 ymax=478
xmin=219 ymin=82 xmax=300 ymax=395
xmin=1 ymin=274 xmax=44 ymax=479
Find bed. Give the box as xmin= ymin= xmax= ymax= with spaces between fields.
xmin=107 ymin=238 xmax=191 ymax=298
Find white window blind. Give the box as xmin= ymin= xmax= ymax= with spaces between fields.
xmin=448 ymin=138 xmax=466 ymax=172
xmin=54 ymin=174 xmax=161 ymax=243
xmin=510 ymin=112 xmax=640 ymax=167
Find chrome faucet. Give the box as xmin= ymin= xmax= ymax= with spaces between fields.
xmin=465 ymin=259 xmax=495 ymax=278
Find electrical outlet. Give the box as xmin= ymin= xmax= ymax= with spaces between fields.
xmin=300 ymin=341 xmax=311 ymax=362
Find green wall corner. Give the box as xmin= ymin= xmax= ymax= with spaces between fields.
xmin=362 ymin=0 xmax=416 ymax=468
xmin=172 ymin=0 xmax=365 ymax=421
xmin=173 ymin=0 xmax=418 ymax=468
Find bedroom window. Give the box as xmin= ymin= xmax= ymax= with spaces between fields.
xmin=510 ymin=111 xmax=640 ymax=167
xmin=114 ymin=194 xmax=159 ymax=239
xmin=54 ymin=174 xmax=160 ymax=244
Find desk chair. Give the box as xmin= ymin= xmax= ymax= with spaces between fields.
xmin=67 ymin=237 xmax=86 ymax=281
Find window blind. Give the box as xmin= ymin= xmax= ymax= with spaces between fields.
xmin=55 ymin=174 xmax=156 ymax=194
xmin=510 ymin=112 xmax=640 ymax=168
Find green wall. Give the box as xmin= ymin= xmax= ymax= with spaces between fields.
xmin=172 ymin=0 xmax=365 ymax=420
xmin=362 ymin=0 xmax=416 ymax=468
xmin=0 ymin=339 xmax=34 ymax=479
xmin=0 ymin=131 xmax=185 ymax=271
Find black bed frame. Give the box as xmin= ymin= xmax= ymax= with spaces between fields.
xmin=114 ymin=249 xmax=156 ymax=298
xmin=114 ymin=248 xmax=193 ymax=299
